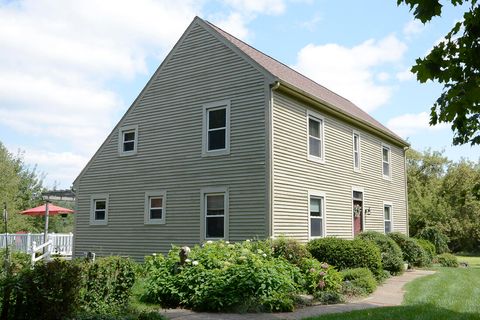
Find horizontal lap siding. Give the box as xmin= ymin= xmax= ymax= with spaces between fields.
xmin=74 ymin=24 xmax=267 ymax=261
xmin=272 ymin=92 xmax=407 ymax=241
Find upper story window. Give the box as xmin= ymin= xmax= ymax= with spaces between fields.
xmin=307 ymin=111 xmax=325 ymax=163
xmin=353 ymin=132 xmax=361 ymax=171
xmin=309 ymin=191 xmax=326 ymax=239
xmin=119 ymin=125 xmax=138 ymax=156
xmin=202 ymin=100 xmax=230 ymax=156
xmin=90 ymin=194 xmax=109 ymax=225
xmin=144 ymin=191 xmax=166 ymax=224
xmin=384 ymin=203 xmax=392 ymax=233
xmin=382 ymin=145 xmax=391 ymax=179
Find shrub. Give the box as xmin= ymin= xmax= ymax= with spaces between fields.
xmin=306 ymin=237 xmax=383 ymax=278
xmin=298 ymin=258 xmax=342 ymax=296
xmin=387 ymin=232 xmax=429 ymax=267
xmin=416 ymin=239 xmax=436 ymax=265
xmin=340 ymin=268 xmax=377 ymax=296
xmin=357 ymin=231 xmax=404 ymax=275
xmin=143 ymin=240 xmax=303 ymax=312
xmin=437 ymin=253 xmax=459 ymax=267
xmin=417 ymin=227 xmax=449 ymax=254
xmin=2 ymin=259 xmax=83 ymax=320
xmin=0 ymin=250 xmax=31 ymax=277
xmin=271 ymin=236 xmax=312 ymax=265
xmin=80 ymin=256 xmax=137 ymax=315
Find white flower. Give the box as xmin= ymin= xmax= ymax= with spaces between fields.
xmin=152 ymin=253 xmax=157 ymax=256
xmin=245 ymin=239 xmax=251 ymax=242
xmin=192 ymin=261 xmax=199 ymax=266
xmin=207 ymin=240 xmax=213 ymax=244
xmin=225 ymin=241 xmax=230 ymax=244
xmin=262 ymin=253 xmax=267 ymax=258
xmin=185 ymin=258 xmax=191 ymax=263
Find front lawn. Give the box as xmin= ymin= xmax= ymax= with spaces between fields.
xmin=305 ymin=267 xmax=480 ymax=320
xmin=456 ymin=255 xmax=480 ymax=268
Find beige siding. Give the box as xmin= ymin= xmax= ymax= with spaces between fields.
xmin=74 ymin=23 xmax=268 ymax=260
xmin=272 ymin=91 xmax=407 ymax=241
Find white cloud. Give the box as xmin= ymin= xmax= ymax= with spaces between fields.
xmin=396 ymin=68 xmax=415 ymax=81
xmin=403 ymin=20 xmax=424 ymax=38
xmin=215 ymin=12 xmax=250 ymax=40
xmin=299 ymin=12 xmax=322 ymax=31
xmin=387 ymin=112 xmax=449 ymax=138
xmin=292 ymin=35 xmax=407 ymax=112
xmin=377 ymin=72 xmax=390 ymax=82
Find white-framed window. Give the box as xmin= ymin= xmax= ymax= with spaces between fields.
xmin=353 ymin=132 xmax=361 ymax=171
xmin=384 ymin=202 xmax=393 ymax=233
xmin=144 ymin=191 xmax=166 ymax=224
xmin=90 ymin=194 xmax=109 ymax=225
xmin=118 ymin=125 xmax=138 ymax=156
xmin=202 ymin=100 xmax=230 ymax=156
xmin=307 ymin=111 xmax=325 ymax=163
xmin=200 ymin=187 xmax=229 ymax=240
xmin=308 ymin=191 xmax=326 ymax=239
xmin=382 ymin=144 xmax=391 ymax=179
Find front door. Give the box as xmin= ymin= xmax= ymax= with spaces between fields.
xmin=353 ymin=190 xmax=363 ymax=236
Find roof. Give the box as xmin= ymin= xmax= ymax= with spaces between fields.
xmin=202 ymin=18 xmax=408 ymax=146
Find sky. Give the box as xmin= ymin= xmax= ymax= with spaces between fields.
xmin=0 ymin=0 xmax=478 ymax=189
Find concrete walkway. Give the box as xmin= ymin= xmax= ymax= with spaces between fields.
xmin=160 ymin=269 xmax=435 ymax=320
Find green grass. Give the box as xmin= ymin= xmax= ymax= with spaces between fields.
xmin=456 ymin=255 xmax=480 ymax=268
xmin=304 ymin=267 xmax=480 ymax=320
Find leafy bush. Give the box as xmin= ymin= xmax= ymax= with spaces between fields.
xmin=2 ymin=259 xmax=83 ymax=320
xmin=416 ymin=239 xmax=436 ymax=265
xmin=387 ymin=232 xmax=429 ymax=267
xmin=271 ymin=236 xmax=312 ymax=265
xmin=0 ymin=250 xmax=31 ymax=277
xmin=80 ymin=256 xmax=137 ymax=315
xmin=437 ymin=253 xmax=459 ymax=267
xmin=357 ymin=231 xmax=404 ymax=275
xmin=298 ymin=258 xmax=342 ymax=296
xmin=143 ymin=241 xmax=303 ymax=312
xmin=306 ymin=237 xmax=383 ymax=278
xmin=340 ymin=268 xmax=377 ymax=296
xmin=417 ymin=227 xmax=450 ymax=254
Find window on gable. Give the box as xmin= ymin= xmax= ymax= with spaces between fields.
xmin=205 ymin=193 xmax=225 ymax=239
xmin=382 ymin=145 xmax=391 ymax=178
xmin=384 ymin=204 xmax=392 ymax=233
xmin=119 ymin=125 xmax=138 ymax=156
xmin=90 ymin=194 xmax=108 ymax=225
xmin=307 ymin=112 xmax=324 ymax=162
xmin=309 ymin=194 xmax=325 ymax=238
xmin=203 ymin=100 xmax=230 ymax=156
xmin=144 ymin=191 xmax=166 ymax=224
xmin=353 ymin=133 xmax=360 ymax=171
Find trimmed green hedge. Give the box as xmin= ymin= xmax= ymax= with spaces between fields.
xmin=416 ymin=238 xmax=436 ymax=265
xmin=357 ymin=231 xmax=404 ymax=275
xmin=306 ymin=237 xmax=383 ymax=278
xmin=341 ymin=268 xmax=377 ymax=296
xmin=387 ymin=232 xmax=429 ymax=267
xmin=437 ymin=253 xmax=459 ymax=267
xmin=417 ymin=227 xmax=449 ymax=254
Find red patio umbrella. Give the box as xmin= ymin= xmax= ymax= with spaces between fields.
xmin=21 ymin=204 xmax=74 ymax=216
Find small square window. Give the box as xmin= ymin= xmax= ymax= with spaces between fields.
xmin=144 ymin=191 xmax=166 ymax=224
xmin=119 ymin=125 xmax=138 ymax=156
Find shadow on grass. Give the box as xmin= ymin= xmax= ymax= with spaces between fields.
xmin=305 ymin=304 xmax=480 ymax=320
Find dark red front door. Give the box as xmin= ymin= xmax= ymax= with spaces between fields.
xmin=353 ymin=199 xmax=363 ymax=236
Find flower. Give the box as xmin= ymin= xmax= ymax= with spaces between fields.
xmin=206 ymin=240 xmax=213 ymax=244
xmin=225 ymin=241 xmax=230 ymax=244
xmin=321 ymin=263 xmax=329 ymax=269
xmin=185 ymin=258 xmax=191 ymax=263
xmin=317 ymin=280 xmax=326 ymax=289
xmin=309 ymin=268 xmax=316 ymax=273
xmin=262 ymin=253 xmax=267 ymax=258
xmin=152 ymin=253 xmax=157 ymax=256
xmin=257 ymin=249 xmax=263 ymax=254
xmin=245 ymin=239 xmax=251 ymax=242
xmin=319 ymin=271 xmax=326 ymax=276
xmin=192 ymin=261 xmax=199 ymax=266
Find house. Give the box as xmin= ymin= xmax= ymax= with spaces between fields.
xmin=73 ymin=17 xmax=410 ymax=260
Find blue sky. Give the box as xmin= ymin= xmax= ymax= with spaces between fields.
xmin=0 ymin=0 xmax=478 ymax=189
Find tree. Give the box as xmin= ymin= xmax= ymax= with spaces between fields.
xmin=397 ymin=0 xmax=480 ymax=145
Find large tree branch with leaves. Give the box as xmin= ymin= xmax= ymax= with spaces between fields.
xmin=398 ymin=0 xmax=480 ymax=145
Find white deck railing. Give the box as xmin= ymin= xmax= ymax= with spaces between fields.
xmin=0 ymin=233 xmax=73 ymax=256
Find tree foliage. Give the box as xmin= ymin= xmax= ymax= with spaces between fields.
xmin=407 ymin=149 xmax=480 ymax=252
xmin=397 ymin=0 xmax=480 ymax=145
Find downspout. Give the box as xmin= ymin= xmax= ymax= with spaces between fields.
xmin=403 ymin=146 xmax=410 ymax=236
xmin=268 ymin=81 xmax=281 ymax=238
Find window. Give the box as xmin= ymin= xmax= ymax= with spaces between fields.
xmin=202 ymin=100 xmax=230 ymax=156
xmin=144 ymin=191 xmax=166 ymax=224
xmin=119 ymin=125 xmax=138 ymax=156
xmin=90 ymin=194 xmax=108 ymax=225
xmin=384 ymin=203 xmax=392 ymax=233
xmin=353 ymin=132 xmax=361 ymax=171
xmin=307 ymin=111 xmax=325 ymax=162
xmin=201 ymin=187 xmax=228 ymax=240
xmin=382 ymin=145 xmax=391 ymax=179
xmin=309 ymin=191 xmax=326 ymax=239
